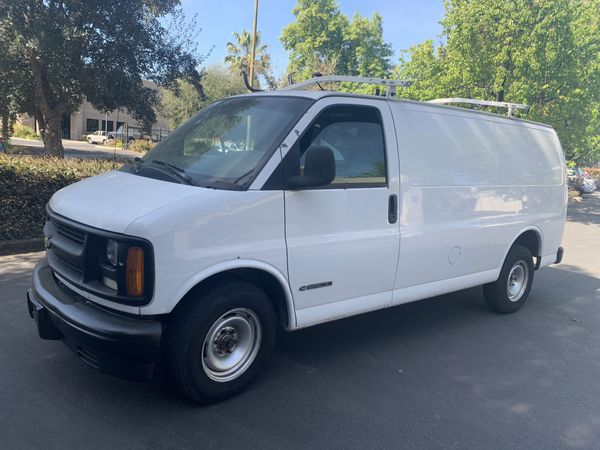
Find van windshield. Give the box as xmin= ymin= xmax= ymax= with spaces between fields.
xmin=133 ymin=96 xmax=313 ymax=189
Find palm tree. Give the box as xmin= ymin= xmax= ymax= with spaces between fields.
xmin=225 ymin=30 xmax=276 ymax=89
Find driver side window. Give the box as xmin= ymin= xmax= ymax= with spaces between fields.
xmin=282 ymin=104 xmax=387 ymax=189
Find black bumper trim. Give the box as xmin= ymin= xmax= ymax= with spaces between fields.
xmin=28 ymin=259 xmax=163 ymax=380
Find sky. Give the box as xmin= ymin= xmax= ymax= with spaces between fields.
xmin=179 ymin=0 xmax=446 ymax=77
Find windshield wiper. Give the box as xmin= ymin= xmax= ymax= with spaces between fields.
xmin=232 ymin=168 xmax=256 ymax=186
xmin=148 ymin=159 xmax=197 ymax=186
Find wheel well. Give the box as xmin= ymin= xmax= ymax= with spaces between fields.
xmin=173 ymin=268 xmax=290 ymax=328
xmin=512 ymin=230 xmax=541 ymax=267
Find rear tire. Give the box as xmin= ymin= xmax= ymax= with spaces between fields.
xmin=166 ymin=280 xmax=277 ymax=403
xmin=484 ymin=245 xmax=534 ymax=314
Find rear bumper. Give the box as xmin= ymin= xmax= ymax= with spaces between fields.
xmin=27 ymin=259 xmax=162 ymax=380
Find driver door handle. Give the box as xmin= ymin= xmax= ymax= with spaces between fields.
xmin=388 ymin=194 xmax=398 ymax=224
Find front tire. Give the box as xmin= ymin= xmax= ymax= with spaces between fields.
xmin=166 ymin=280 xmax=277 ymax=403
xmin=484 ymin=245 xmax=534 ymax=313
xmin=87 ymin=137 xmax=93 ymax=144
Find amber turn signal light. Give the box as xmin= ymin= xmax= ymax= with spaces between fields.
xmin=125 ymin=247 xmax=144 ymax=297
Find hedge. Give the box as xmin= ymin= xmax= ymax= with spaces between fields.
xmin=128 ymin=139 xmax=155 ymax=153
xmin=0 ymin=154 xmax=117 ymax=240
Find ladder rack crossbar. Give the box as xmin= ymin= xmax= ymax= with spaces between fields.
xmin=283 ymin=75 xmax=411 ymax=98
xmin=427 ymin=98 xmax=529 ymax=117
xmin=277 ymin=75 xmax=529 ymax=118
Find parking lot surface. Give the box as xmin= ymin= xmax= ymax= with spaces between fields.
xmin=10 ymin=137 xmax=139 ymax=159
xmin=1 ymin=194 xmax=599 ymax=449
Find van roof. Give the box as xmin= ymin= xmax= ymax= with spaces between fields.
xmin=234 ymin=89 xmax=554 ymax=130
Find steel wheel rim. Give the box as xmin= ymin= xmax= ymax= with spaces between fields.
xmin=507 ymin=261 xmax=528 ymax=302
xmin=202 ymin=308 xmax=262 ymax=383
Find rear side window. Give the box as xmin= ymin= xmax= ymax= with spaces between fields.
xmin=282 ymin=105 xmax=387 ymax=188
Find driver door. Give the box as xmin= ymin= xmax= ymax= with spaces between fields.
xmin=280 ymin=97 xmax=401 ymax=328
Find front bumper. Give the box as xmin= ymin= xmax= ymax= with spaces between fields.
xmin=27 ymin=259 xmax=162 ymax=380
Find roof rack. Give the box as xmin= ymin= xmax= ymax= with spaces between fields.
xmin=427 ymin=98 xmax=529 ymax=117
xmin=282 ymin=75 xmax=412 ymax=98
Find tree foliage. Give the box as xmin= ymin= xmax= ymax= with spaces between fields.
xmin=345 ymin=13 xmax=393 ymax=79
xmin=392 ymin=40 xmax=447 ymax=101
xmin=280 ymin=0 xmax=348 ymax=79
xmin=280 ymin=0 xmax=392 ymax=81
xmin=0 ymin=0 xmax=203 ymax=156
xmin=0 ymin=20 xmax=34 ymax=139
xmin=225 ymin=30 xmax=275 ymax=89
xmin=161 ymin=65 xmax=246 ymax=129
xmin=396 ymin=0 xmax=600 ymax=162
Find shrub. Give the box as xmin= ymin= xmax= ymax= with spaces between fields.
xmin=106 ymin=139 xmax=124 ymax=148
xmin=12 ymin=123 xmax=41 ymax=140
xmin=0 ymin=154 xmax=116 ymax=240
xmin=128 ymin=139 xmax=155 ymax=153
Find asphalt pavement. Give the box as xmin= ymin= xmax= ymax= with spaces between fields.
xmin=1 ymin=194 xmax=599 ymax=449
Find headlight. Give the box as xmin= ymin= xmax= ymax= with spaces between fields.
xmin=106 ymin=239 xmax=119 ymax=267
xmin=99 ymin=238 xmax=149 ymax=299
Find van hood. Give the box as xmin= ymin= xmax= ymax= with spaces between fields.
xmin=49 ymin=170 xmax=205 ymax=233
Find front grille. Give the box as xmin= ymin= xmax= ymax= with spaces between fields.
xmin=55 ymin=253 xmax=84 ymax=274
xmin=44 ymin=206 xmax=154 ymax=307
xmin=45 ymin=211 xmax=88 ymax=281
xmin=52 ymin=217 xmax=86 ymax=244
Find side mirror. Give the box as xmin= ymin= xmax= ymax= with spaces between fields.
xmin=287 ymin=145 xmax=336 ymax=189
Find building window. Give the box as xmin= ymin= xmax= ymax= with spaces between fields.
xmin=101 ymin=120 xmax=114 ymax=132
xmin=116 ymin=121 xmax=125 ymax=132
xmin=86 ymin=119 xmax=99 ymax=133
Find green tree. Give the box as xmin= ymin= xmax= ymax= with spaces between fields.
xmin=397 ymin=0 xmax=600 ymax=162
xmin=0 ymin=39 xmax=17 ymax=140
xmin=571 ymin=0 xmax=600 ymax=162
xmin=280 ymin=0 xmax=349 ymax=79
xmin=0 ymin=21 xmax=34 ymax=140
xmin=344 ymin=13 xmax=393 ymax=78
xmin=161 ymin=80 xmax=204 ymax=130
xmin=280 ymin=1 xmax=393 ymax=84
xmin=393 ymin=40 xmax=447 ymax=101
xmin=161 ymin=65 xmax=246 ymax=129
xmin=0 ymin=0 xmax=202 ymax=157
xmin=225 ymin=30 xmax=275 ymax=89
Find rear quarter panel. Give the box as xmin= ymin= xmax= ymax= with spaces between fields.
xmin=390 ymin=101 xmax=566 ymax=292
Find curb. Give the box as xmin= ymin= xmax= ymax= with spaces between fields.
xmin=0 ymin=239 xmax=45 ymax=256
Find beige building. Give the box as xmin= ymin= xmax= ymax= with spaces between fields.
xmin=20 ymin=83 xmax=170 ymax=141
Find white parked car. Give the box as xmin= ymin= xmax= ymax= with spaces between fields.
xmin=27 ymin=77 xmax=566 ymax=403
xmin=86 ymin=130 xmax=109 ymax=145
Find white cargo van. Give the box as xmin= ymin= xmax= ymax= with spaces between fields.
xmin=27 ymin=76 xmax=566 ymax=403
